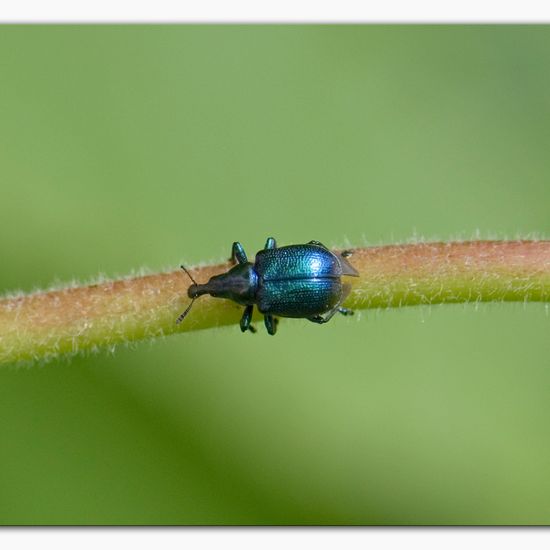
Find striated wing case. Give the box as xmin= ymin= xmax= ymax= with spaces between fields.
xmin=255 ymin=244 xmax=343 ymax=281
xmin=257 ymin=278 xmax=343 ymax=317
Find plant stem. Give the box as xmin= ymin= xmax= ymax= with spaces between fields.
xmin=0 ymin=240 xmax=549 ymax=365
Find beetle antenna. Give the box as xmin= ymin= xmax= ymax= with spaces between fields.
xmin=176 ymin=297 xmax=196 ymax=325
xmin=176 ymin=265 xmax=199 ymax=325
xmin=180 ymin=264 xmax=198 ymax=285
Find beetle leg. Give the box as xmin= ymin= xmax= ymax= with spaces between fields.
xmin=307 ymin=240 xmax=329 ymax=249
xmin=240 ymin=305 xmax=256 ymax=333
xmin=308 ymin=307 xmax=340 ymax=324
xmin=309 ymin=302 xmax=354 ymax=325
xmin=264 ymin=237 xmax=277 ymax=250
xmin=264 ymin=314 xmax=278 ymax=335
xmin=308 ymin=315 xmax=325 ymax=324
xmin=333 ymin=285 xmax=355 ymax=317
xmin=231 ymin=242 xmax=248 ymax=264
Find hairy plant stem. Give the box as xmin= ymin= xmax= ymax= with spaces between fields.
xmin=0 ymin=240 xmax=549 ymax=365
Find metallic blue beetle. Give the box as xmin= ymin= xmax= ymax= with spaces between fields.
xmin=177 ymin=237 xmax=359 ymax=335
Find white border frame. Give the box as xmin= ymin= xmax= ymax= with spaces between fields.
xmin=1 ymin=0 xmax=550 ymax=23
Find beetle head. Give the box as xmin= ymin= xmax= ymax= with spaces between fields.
xmin=189 ymin=264 xmax=256 ymax=304
xmin=177 ymin=263 xmax=257 ymax=325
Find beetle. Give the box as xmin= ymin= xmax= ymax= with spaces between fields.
xmin=176 ymin=237 xmax=359 ymax=335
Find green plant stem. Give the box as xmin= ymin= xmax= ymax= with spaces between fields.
xmin=0 ymin=240 xmax=549 ymax=365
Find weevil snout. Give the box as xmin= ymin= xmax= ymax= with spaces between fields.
xmin=187 ymin=284 xmax=197 ymax=298
xmin=187 ymin=283 xmax=211 ymax=299
xmin=187 ymin=274 xmax=228 ymax=299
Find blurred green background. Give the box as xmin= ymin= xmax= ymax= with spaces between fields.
xmin=0 ymin=25 xmax=549 ymax=525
